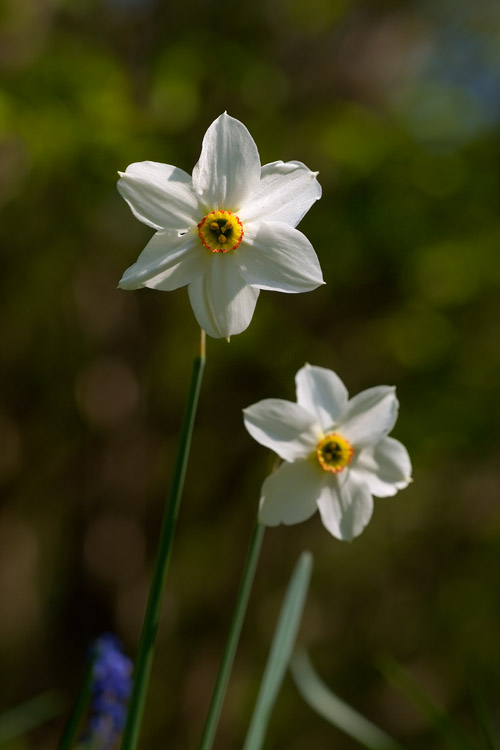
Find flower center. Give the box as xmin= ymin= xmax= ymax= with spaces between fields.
xmin=316 ymin=433 xmax=354 ymax=474
xmin=197 ymin=210 xmax=244 ymax=253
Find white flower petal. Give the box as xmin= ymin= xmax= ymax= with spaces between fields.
xmin=350 ymin=437 xmax=412 ymax=497
xmin=317 ymin=475 xmax=374 ymax=541
xmin=235 ymin=222 xmax=324 ymax=293
xmin=118 ymin=162 xmax=201 ymax=230
xmin=187 ymin=254 xmax=259 ymax=338
xmin=295 ymin=364 xmax=349 ymax=431
xmin=239 ymin=160 xmax=322 ymax=227
xmin=258 ymin=459 xmax=322 ymax=526
xmin=191 ymin=113 xmax=261 ymax=211
xmin=243 ymin=399 xmax=321 ymax=462
xmin=340 ymin=386 xmax=399 ymax=449
xmin=119 ymin=230 xmax=209 ymax=290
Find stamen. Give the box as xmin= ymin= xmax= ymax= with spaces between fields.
xmin=316 ymin=433 xmax=354 ymax=474
xmin=197 ymin=210 xmax=244 ymax=253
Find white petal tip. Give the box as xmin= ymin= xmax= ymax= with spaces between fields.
xmin=257 ymin=511 xmax=280 ymax=528
xmin=118 ymin=276 xmax=141 ymax=291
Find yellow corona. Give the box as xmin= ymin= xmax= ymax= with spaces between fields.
xmin=316 ymin=433 xmax=354 ymax=474
xmin=197 ymin=210 xmax=244 ymax=253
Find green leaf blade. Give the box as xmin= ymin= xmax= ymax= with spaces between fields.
xmin=291 ymin=649 xmax=403 ymax=750
xmin=243 ymin=550 xmax=313 ymax=750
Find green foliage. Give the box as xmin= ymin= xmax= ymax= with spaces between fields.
xmin=243 ymin=552 xmax=313 ymax=749
xmin=292 ymin=650 xmax=402 ymax=749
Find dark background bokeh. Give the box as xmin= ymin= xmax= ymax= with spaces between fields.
xmin=1 ymin=0 xmax=500 ymax=747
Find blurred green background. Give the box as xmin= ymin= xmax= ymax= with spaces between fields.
xmin=1 ymin=0 xmax=500 ymax=747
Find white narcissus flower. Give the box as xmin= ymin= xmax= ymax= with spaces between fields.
xmin=243 ymin=365 xmax=412 ymax=541
xmin=117 ymin=113 xmax=324 ymax=339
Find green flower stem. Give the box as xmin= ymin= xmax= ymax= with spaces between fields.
xmin=121 ymin=329 xmax=206 ymax=750
xmin=58 ymin=659 xmax=93 ymax=750
xmin=199 ymin=520 xmax=266 ymax=750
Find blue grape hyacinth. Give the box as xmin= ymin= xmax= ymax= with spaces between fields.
xmin=80 ymin=634 xmax=132 ymax=750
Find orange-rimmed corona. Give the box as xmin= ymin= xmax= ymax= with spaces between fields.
xmin=197 ymin=210 xmax=244 ymax=253
xmin=316 ymin=433 xmax=354 ymax=474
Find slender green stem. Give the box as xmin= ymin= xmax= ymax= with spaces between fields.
xmin=58 ymin=659 xmax=93 ymax=750
xmin=199 ymin=520 xmax=266 ymax=750
xmin=121 ymin=329 xmax=206 ymax=750
xmin=0 ymin=690 xmax=64 ymax=746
